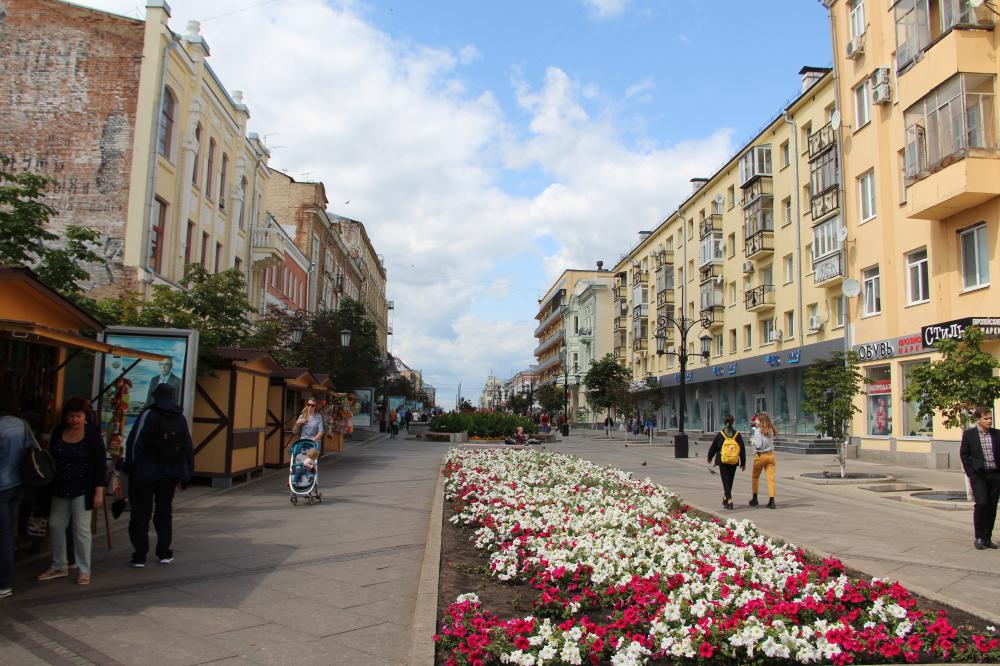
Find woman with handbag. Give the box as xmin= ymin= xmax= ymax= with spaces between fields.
xmin=749 ymin=411 xmax=778 ymax=509
xmin=294 ymin=399 xmax=324 ymax=444
xmin=37 ymin=397 xmax=105 ymax=586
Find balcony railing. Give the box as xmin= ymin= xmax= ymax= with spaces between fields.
xmin=699 ymin=214 xmax=722 ymax=239
xmin=653 ymin=249 xmax=674 ymax=267
xmin=533 ymin=305 xmax=566 ymax=337
xmin=701 ymin=305 xmax=724 ymax=327
xmin=656 ymin=290 xmax=674 ymax=307
xmin=813 ymin=250 xmax=845 ymax=285
xmin=807 ymin=122 xmax=836 ymax=159
xmin=577 ymin=326 xmax=593 ymax=338
xmin=631 ymin=270 xmax=649 ymax=285
xmin=533 ymin=328 xmax=564 ymax=357
xmin=699 ymin=262 xmax=722 ymax=283
xmin=744 ymin=284 xmax=776 ymax=311
xmin=632 ymin=303 xmax=649 ymax=319
xmin=741 ymin=177 xmax=773 ymax=207
xmin=614 ymin=316 xmax=627 ymax=330
xmin=810 ymin=187 xmax=839 ymax=220
xmin=614 ymin=346 xmax=628 ymax=360
xmin=614 ymin=330 xmax=627 ymax=348
xmin=535 ymin=354 xmax=562 ymax=373
xmin=744 ymin=230 xmax=774 ymax=258
xmin=251 ymin=226 xmax=284 ymax=265
xmin=632 ymin=337 xmax=648 ymax=352
xmin=613 ymin=286 xmax=627 ymax=302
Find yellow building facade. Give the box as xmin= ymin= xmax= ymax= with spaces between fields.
xmin=612 ymin=70 xmax=847 ymax=434
xmin=824 ymin=0 xmax=999 ymax=468
xmin=534 ymin=270 xmax=611 ymax=389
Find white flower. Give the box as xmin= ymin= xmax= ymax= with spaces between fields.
xmin=455 ymin=592 xmax=479 ymax=604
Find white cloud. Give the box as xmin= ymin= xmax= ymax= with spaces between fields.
xmin=625 ymin=78 xmax=655 ymax=99
xmin=580 ymin=0 xmax=630 ymax=19
xmin=74 ymin=0 xmax=733 ymax=408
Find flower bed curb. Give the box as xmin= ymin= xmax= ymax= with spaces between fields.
xmin=407 ymin=460 xmax=445 ymax=665
xmin=900 ymin=491 xmax=973 ymax=511
xmin=796 ymin=473 xmax=896 ymax=485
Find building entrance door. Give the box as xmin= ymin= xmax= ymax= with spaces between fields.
xmin=754 ymin=394 xmax=768 ymax=417
xmin=705 ymin=399 xmax=716 ymax=433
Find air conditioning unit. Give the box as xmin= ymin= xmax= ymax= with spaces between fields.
xmin=872 ymin=83 xmax=892 ymax=105
xmin=768 ymin=329 xmax=783 ymax=343
xmin=808 ymin=315 xmax=823 ymax=331
xmin=846 ymin=36 xmax=864 ymax=59
xmin=871 ymin=67 xmax=892 ymax=104
xmin=742 ymin=260 xmax=755 ymax=274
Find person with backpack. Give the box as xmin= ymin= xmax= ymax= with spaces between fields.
xmin=749 ymin=411 xmax=778 ymax=509
xmin=123 ymin=383 xmax=194 ymax=567
xmin=706 ymin=415 xmax=745 ymax=510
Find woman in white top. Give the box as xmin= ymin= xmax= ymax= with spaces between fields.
xmin=749 ymin=411 xmax=777 ymax=509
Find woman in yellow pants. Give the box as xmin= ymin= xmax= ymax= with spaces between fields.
xmin=749 ymin=412 xmax=777 ymax=509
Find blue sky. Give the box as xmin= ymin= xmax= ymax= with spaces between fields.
xmin=81 ymin=0 xmax=833 ymax=407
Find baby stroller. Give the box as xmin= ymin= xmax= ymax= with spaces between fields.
xmin=288 ymin=439 xmax=322 ymax=505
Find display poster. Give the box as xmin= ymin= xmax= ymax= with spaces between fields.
xmin=387 ymin=396 xmax=405 ymax=415
xmin=94 ymin=328 xmax=198 ymax=446
xmin=867 ymin=375 xmax=892 ymax=436
xmin=352 ymin=388 xmax=374 ymax=427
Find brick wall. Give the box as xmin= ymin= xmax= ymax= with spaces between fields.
xmin=0 ymin=0 xmax=145 ymax=296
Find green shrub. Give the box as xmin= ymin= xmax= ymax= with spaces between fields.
xmin=430 ymin=412 xmax=537 ymax=437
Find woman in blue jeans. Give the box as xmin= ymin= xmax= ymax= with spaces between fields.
xmin=37 ymin=397 xmax=105 ymax=586
xmin=0 ymin=394 xmax=36 ymax=599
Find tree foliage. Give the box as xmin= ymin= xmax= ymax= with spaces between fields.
xmin=536 ymin=383 xmax=565 ymax=414
xmin=429 ymin=412 xmax=536 ymax=437
xmin=802 ymin=351 xmax=865 ymax=441
xmin=243 ymin=305 xmax=308 ymax=368
xmin=902 ymin=326 xmax=1000 ymax=429
xmin=0 ymin=154 xmax=104 ymax=309
xmin=639 ymin=374 xmax=668 ymax=419
xmin=583 ymin=354 xmax=633 ymax=418
xmin=288 ymin=299 xmax=384 ymax=392
xmin=506 ymin=390 xmax=531 ymax=416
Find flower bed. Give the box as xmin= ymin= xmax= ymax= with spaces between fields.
xmin=431 ymin=413 xmax=537 ymax=438
xmin=437 ymin=448 xmax=999 ymax=665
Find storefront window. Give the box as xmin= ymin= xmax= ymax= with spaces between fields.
xmin=777 ymin=373 xmax=790 ymax=425
xmin=690 ymin=389 xmax=702 ymax=430
xmin=902 ymin=362 xmax=933 ymax=437
xmin=721 ymin=389 xmax=731 ymax=424
xmin=867 ymin=365 xmax=892 ymax=436
xmin=736 ymin=381 xmax=748 ymax=431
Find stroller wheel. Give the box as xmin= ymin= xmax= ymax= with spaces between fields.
xmin=290 ymin=495 xmax=298 ymax=505
xmin=317 ymin=492 xmax=322 ymax=503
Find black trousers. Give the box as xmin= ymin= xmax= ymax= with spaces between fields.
xmin=969 ymin=470 xmax=1000 ymax=540
xmin=718 ymin=463 xmax=738 ymax=500
xmin=128 ymin=478 xmax=177 ymax=561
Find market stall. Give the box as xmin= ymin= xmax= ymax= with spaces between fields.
xmin=265 ymin=368 xmax=319 ymax=468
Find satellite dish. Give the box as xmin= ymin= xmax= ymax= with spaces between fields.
xmin=831 ymin=109 xmax=841 ymax=129
xmin=715 ymin=274 xmax=724 ymax=285
xmin=970 ymin=0 xmax=984 ymax=8
xmin=837 ymin=226 xmax=848 ymax=242
xmin=715 ymin=194 xmax=724 ymax=205
xmin=842 ymin=278 xmax=861 ymax=298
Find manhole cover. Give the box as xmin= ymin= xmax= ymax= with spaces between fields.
xmin=862 ymin=483 xmax=933 ymax=492
xmin=912 ymin=490 xmax=970 ymax=502
xmin=801 ymin=472 xmax=890 ymax=480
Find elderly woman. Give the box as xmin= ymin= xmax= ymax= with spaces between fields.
xmin=295 ymin=398 xmax=324 ymax=443
xmin=37 ymin=397 xmax=105 ymax=585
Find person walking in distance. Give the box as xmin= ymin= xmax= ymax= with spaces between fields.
xmin=706 ymin=415 xmax=745 ymax=510
xmin=960 ymin=406 xmax=1000 ymax=550
xmin=749 ymin=411 xmax=778 ymax=509
xmin=124 ymin=384 xmax=194 ymax=567
xmin=604 ymin=414 xmax=614 ymax=438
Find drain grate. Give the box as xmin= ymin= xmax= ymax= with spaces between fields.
xmin=862 ymin=483 xmax=932 ymax=493
xmin=911 ymin=490 xmax=970 ymax=502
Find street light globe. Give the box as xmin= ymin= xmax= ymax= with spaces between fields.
xmin=339 ymin=329 xmax=352 ymax=348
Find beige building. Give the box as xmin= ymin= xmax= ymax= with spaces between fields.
xmin=823 ymin=0 xmax=999 ymax=468
xmin=612 ymin=68 xmax=847 ymax=434
xmin=563 ymin=266 xmax=615 ymax=421
xmin=328 ymin=214 xmax=390 ymax=354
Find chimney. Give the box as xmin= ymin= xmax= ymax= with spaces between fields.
xmin=690 ymin=178 xmax=709 ymax=194
xmin=638 ymin=231 xmax=652 ymax=244
xmin=596 ymin=260 xmax=604 ymax=271
xmin=798 ymin=66 xmax=829 ymax=93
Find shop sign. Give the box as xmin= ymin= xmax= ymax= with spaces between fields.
xmin=921 ymin=317 xmax=1000 ymax=347
xmin=868 ymin=379 xmax=891 ymax=395
xmin=727 ymin=363 xmax=737 ymax=375
xmin=787 ymin=350 xmax=800 ymax=364
xmin=712 ymin=367 xmax=724 ymax=376
xmin=853 ymin=333 xmax=925 ymax=361
xmin=765 ymin=354 xmax=781 ymax=367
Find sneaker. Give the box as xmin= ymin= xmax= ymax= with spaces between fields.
xmin=37 ymin=568 xmax=69 ymax=581
xmin=158 ymin=556 xmax=174 ymax=564
xmin=128 ymin=560 xmax=145 ymax=568
xmin=0 ymin=588 xmax=12 ymax=599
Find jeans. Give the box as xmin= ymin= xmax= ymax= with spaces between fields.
xmin=718 ymin=463 xmax=738 ymax=500
xmin=0 ymin=486 xmax=22 ymax=589
xmin=752 ymin=452 xmax=777 ymax=497
xmin=50 ymin=495 xmax=91 ymax=575
xmin=128 ymin=478 xmax=176 ymax=561
xmin=969 ymin=470 xmax=1000 ymax=541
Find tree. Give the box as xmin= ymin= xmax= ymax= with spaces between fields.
xmin=902 ymin=326 xmax=1000 ymax=429
xmin=243 ymin=305 xmax=308 ymax=368
xmin=458 ymin=399 xmax=475 ymax=413
xmin=802 ymin=351 xmax=865 ymax=477
xmin=536 ymin=383 xmax=564 ymax=415
xmin=0 ymin=154 xmax=105 ymax=309
xmin=639 ymin=374 xmax=668 ymax=420
xmin=583 ymin=354 xmax=632 ymax=419
xmin=384 ymin=376 xmax=417 ymax=401
xmin=506 ymin=390 xmax=531 ymax=416
xmin=99 ymin=264 xmax=254 ymax=367
xmin=289 ymin=299 xmax=384 ymax=391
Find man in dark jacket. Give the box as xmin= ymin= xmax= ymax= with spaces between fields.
xmin=124 ymin=384 xmax=194 ymax=567
xmin=960 ymin=406 xmax=1000 ymax=550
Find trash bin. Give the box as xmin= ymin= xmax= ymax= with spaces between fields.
xmin=561 ymin=424 xmax=570 ymax=437
xmin=674 ymin=432 xmax=689 ymax=458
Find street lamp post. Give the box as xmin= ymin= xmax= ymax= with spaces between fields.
xmin=655 ymin=314 xmax=711 ymax=458
xmin=560 ymin=344 xmax=579 ymax=437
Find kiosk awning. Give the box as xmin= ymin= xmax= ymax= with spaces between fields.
xmin=0 ymin=319 xmax=169 ymax=362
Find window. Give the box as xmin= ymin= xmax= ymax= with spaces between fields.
xmin=906 ymin=248 xmax=929 ymax=304
xmin=866 ymin=365 xmax=892 ymax=436
xmin=834 ymin=295 xmax=846 ymax=327
xmin=854 ymin=81 xmax=871 ymax=127
xmin=897 ymin=149 xmax=908 ymax=204
xmin=215 ymin=242 xmax=222 ymax=273
xmin=201 ymin=232 xmax=210 ymax=270
xmin=237 ymin=177 xmax=248 ymax=229
xmin=729 ymin=329 xmax=737 ymax=354
xmin=761 ymin=318 xmax=776 ymax=344
xmin=783 ymin=254 xmax=794 ymax=284
xmin=805 ymin=243 xmax=813 ymax=270
xmin=192 ymin=124 xmax=203 ymax=186
xmin=782 ymin=197 xmax=792 ymax=226
xmin=739 ymin=146 xmax=771 ymax=185
xmin=699 ymin=232 xmax=723 ymax=266
xmin=858 ymin=169 xmax=876 ymax=222
xmin=688 ymin=220 xmax=694 ymax=239
xmin=780 ymin=141 xmax=790 ymax=168
xmin=727 ymin=232 xmax=736 ymax=258
xmin=715 ymin=334 xmax=723 ymax=357
xmin=700 ymin=282 xmax=723 ymax=311
xmin=743 ymin=324 xmax=753 ymax=350
xmin=219 ymin=154 xmax=229 ymax=210
xmin=728 ymin=281 xmax=737 ymax=306
xmin=727 ymin=185 xmax=736 ymax=208
xmin=960 ymin=223 xmax=990 ymax=289
xmin=149 ymin=197 xmax=168 ymax=273
xmin=862 ymin=265 xmax=881 ymax=315
xmin=157 ymin=88 xmax=176 ymax=159
xmin=184 ymin=221 xmax=195 ymax=268
xmin=849 ymin=0 xmax=866 ymax=39
xmin=206 ymin=138 xmax=216 ymax=199
xmin=903 ymin=74 xmax=997 ymax=182
xmin=810 ymin=148 xmax=838 ymax=201
xmin=894 ymin=0 xmax=992 ymax=70
xmin=807 ymin=303 xmax=819 ymax=330
xmin=812 ymin=216 xmax=842 ymax=260
xmin=784 ymin=310 xmax=795 ymax=339
xmin=234 ymin=256 xmax=242 ymax=274
xmin=687 ymin=259 xmax=694 ymax=282
xmin=902 ymin=361 xmax=933 ymax=436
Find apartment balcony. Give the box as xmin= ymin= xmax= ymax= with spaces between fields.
xmin=740 ymin=174 xmax=773 ymax=205
xmin=632 ymin=303 xmax=649 ymax=320
xmin=612 ymin=286 xmax=627 ymax=303
xmin=744 ymin=230 xmax=774 ymax=259
xmin=905 ymin=150 xmax=1000 ymax=221
xmin=699 ymin=213 xmax=722 ymax=239
xmin=631 ymin=270 xmax=649 ymax=286
xmin=744 ymin=284 xmax=775 ymax=312
xmin=699 ymin=262 xmax=722 ymax=284
xmin=810 ymin=186 xmax=839 ymax=221
xmin=656 ymin=289 xmax=674 ymax=307
xmin=535 ymin=353 xmax=562 ymax=374
xmin=533 ymin=305 xmax=566 ymax=337
xmin=533 ymin=328 xmax=564 ymax=357
xmin=576 ymin=326 xmax=593 ymax=340
xmin=251 ymin=227 xmax=284 ymax=266
xmin=700 ymin=305 xmax=725 ymax=329
xmin=614 ymin=316 xmax=627 ymax=331
xmin=653 ymin=323 xmax=674 ymax=343
xmin=807 ymin=122 xmax=836 ymax=159
xmin=653 ymin=248 xmax=674 ymax=267
xmin=614 ymin=345 xmax=628 ymax=361
xmin=898 ymin=27 xmax=995 ymax=109
xmin=813 ymin=250 xmax=845 ymax=287
xmin=632 ymin=337 xmax=648 ymax=353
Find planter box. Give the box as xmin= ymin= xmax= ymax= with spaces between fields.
xmin=425 ymin=431 xmax=468 ymax=442
xmin=409 ymin=422 xmax=431 ymax=437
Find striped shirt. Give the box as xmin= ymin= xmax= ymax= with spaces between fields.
xmin=979 ymin=428 xmax=997 ymax=470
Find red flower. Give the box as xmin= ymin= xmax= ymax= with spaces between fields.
xmin=698 ymin=641 xmax=714 ymax=658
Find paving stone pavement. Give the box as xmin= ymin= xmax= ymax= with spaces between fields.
xmin=0 ymin=432 xmax=452 ymax=666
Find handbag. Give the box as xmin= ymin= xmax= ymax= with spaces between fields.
xmin=19 ymin=420 xmax=57 ymax=488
